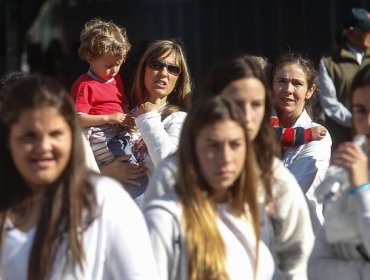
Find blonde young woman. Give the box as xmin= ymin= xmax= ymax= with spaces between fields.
xmin=144 ymin=96 xmax=274 ymax=280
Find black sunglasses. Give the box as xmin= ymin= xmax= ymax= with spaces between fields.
xmin=147 ymin=59 xmax=181 ymax=76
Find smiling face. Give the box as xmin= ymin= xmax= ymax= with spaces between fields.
xmin=9 ymin=107 xmax=72 ymax=192
xmin=87 ymin=54 xmax=122 ymax=81
xmin=195 ymin=120 xmax=246 ymax=202
xmin=352 ymin=85 xmax=370 ymax=149
xmin=220 ymin=77 xmax=266 ymax=141
xmin=272 ymin=62 xmax=315 ymax=127
xmin=144 ymin=51 xmax=179 ymax=103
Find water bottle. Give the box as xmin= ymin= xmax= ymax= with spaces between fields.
xmin=315 ymin=134 xmax=368 ymax=203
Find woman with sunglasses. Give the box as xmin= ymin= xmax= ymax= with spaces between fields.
xmin=122 ymin=39 xmax=192 ymax=201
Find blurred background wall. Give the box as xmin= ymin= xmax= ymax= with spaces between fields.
xmin=1 ymin=0 xmax=369 ymax=95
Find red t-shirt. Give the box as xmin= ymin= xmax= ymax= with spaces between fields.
xmin=70 ymin=73 xmax=128 ymax=115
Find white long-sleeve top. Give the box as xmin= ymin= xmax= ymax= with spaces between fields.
xmin=282 ymin=110 xmax=332 ymax=232
xmin=1 ymin=175 xmax=159 ymax=280
xmin=135 ymin=108 xmax=186 ymax=170
xmin=308 ymin=184 xmax=370 ymax=280
xmin=144 ymin=193 xmax=274 ymax=280
xmin=142 ymin=154 xmax=314 ymax=280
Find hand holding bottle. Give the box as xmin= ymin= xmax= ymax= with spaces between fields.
xmin=331 ymin=139 xmax=369 ymax=187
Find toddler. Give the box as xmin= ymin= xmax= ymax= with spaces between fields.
xmin=71 ymin=18 xmax=146 ymax=189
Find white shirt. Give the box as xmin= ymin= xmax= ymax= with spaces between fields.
xmin=134 ymin=107 xmax=186 ymax=172
xmin=2 ymin=175 xmax=159 ymax=280
xmin=216 ymin=204 xmax=275 ymax=280
xmin=282 ymin=110 xmax=332 ymax=231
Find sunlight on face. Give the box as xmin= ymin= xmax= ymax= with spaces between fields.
xmin=352 ymin=85 xmax=370 ymax=149
xmin=220 ymin=77 xmax=266 ymax=141
xmin=144 ymin=51 xmax=179 ymax=103
xmin=9 ymin=107 xmax=72 ymax=192
xmin=272 ymin=63 xmax=314 ymax=126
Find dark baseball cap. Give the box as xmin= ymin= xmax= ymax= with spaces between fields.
xmin=345 ymin=8 xmax=370 ymax=31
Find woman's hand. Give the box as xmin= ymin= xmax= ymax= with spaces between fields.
xmin=136 ymin=98 xmax=162 ymax=116
xmin=331 ymin=142 xmax=369 ymax=187
xmin=100 ymin=155 xmax=147 ymax=187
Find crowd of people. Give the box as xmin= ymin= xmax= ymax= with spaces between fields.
xmin=0 ymin=6 xmax=369 ymax=280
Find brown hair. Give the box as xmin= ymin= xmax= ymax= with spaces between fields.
xmin=0 ymin=75 xmax=97 ymax=279
xmin=270 ymin=52 xmax=319 ymax=118
xmin=177 ymin=95 xmax=260 ymax=280
xmin=202 ymin=55 xmax=280 ymax=205
xmin=130 ymin=39 xmax=192 ymax=118
xmin=78 ymin=18 xmax=131 ymax=62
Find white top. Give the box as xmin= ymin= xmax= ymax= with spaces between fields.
xmin=2 ymin=175 xmax=159 ymax=280
xmin=282 ymin=110 xmax=332 ymax=231
xmin=142 ymin=154 xmax=314 ymax=280
xmin=144 ymin=195 xmax=274 ymax=280
xmin=135 ymin=108 xmax=186 ymax=171
xmin=216 ymin=204 xmax=274 ymax=280
xmin=308 ymin=180 xmax=370 ymax=280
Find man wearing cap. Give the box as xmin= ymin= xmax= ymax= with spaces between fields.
xmin=317 ymin=7 xmax=370 ymax=150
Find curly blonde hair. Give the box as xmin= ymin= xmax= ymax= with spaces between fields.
xmin=78 ymin=18 xmax=131 ymax=62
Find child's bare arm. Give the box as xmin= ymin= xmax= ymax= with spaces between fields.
xmin=311 ymin=125 xmax=327 ymax=141
xmin=78 ymin=113 xmax=128 ymax=127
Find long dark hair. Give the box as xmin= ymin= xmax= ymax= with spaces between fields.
xmin=0 ymin=75 xmax=97 ymax=279
xmin=202 ymin=55 xmax=280 ymax=205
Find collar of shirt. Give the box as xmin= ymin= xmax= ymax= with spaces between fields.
xmin=347 ymin=43 xmax=365 ymax=64
xmin=87 ymin=69 xmax=114 ymax=83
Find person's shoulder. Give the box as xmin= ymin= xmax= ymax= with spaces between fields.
xmin=71 ymin=73 xmax=95 ymax=91
xmin=88 ymin=174 xmax=133 ymax=206
xmin=271 ymin=157 xmax=307 ymax=199
xmin=157 ymin=153 xmax=178 ymax=170
xmin=144 ymin=192 xmax=181 ymax=219
xmin=163 ymin=110 xmax=187 ymax=123
xmin=322 ymin=45 xmax=352 ymax=64
xmin=72 ymin=73 xmax=91 ymax=85
xmin=271 ymin=157 xmax=298 ymax=183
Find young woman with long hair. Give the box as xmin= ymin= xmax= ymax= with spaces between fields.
xmin=0 ymin=75 xmax=158 ymax=279
xmin=144 ymin=95 xmax=274 ymax=280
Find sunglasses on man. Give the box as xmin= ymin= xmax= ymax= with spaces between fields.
xmin=148 ymin=59 xmax=181 ymax=76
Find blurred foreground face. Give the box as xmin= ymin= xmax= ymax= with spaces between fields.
xmin=9 ymin=107 xmax=72 ymax=192
xmin=220 ymin=77 xmax=265 ymax=141
xmin=352 ymin=85 xmax=370 ymax=149
xmin=195 ymin=120 xmax=246 ymax=202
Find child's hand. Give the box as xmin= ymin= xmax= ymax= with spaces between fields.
xmin=122 ymin=114 xmax=136 ymax=129
xmin=311 ymin=125 xmax=327 ymax=140
xmin=107 ymin=112 xmax=128 ymax=124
